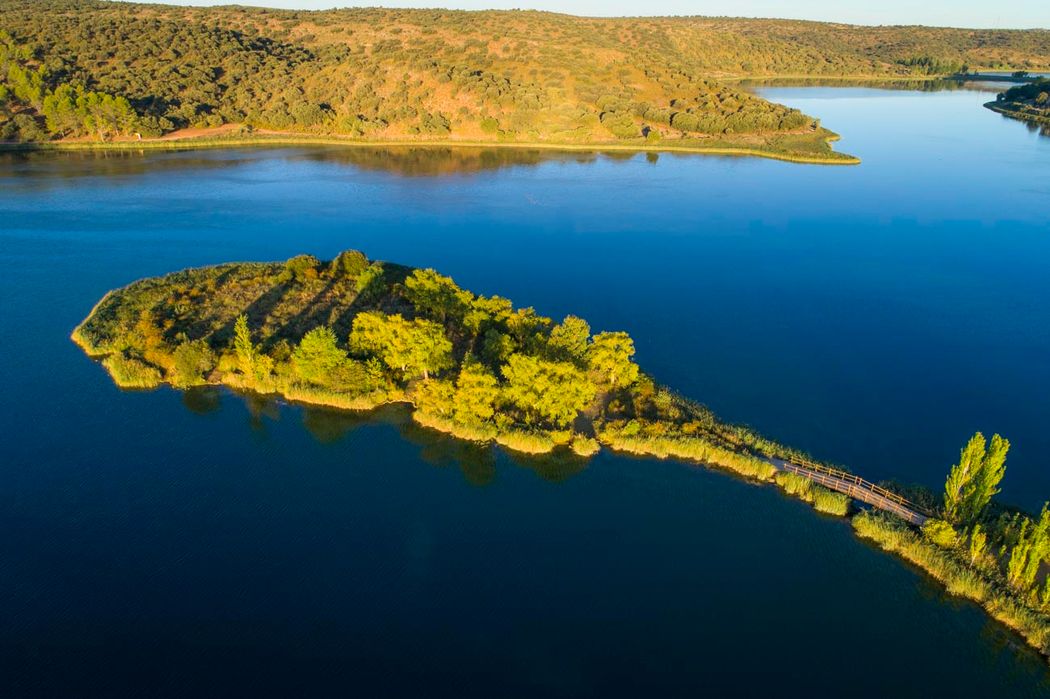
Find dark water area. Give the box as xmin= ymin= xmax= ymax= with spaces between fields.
xmin=2 ymin=86 xmax=1049 ymax=696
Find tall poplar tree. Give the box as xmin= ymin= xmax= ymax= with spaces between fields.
xmin=233 ymin=314 xmax=257 ymax=377
xmin=943 ymin=432 xmax=1010 ymax=525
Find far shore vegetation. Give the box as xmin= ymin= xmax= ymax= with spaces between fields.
xmin=3 ymin=2 xmax=1050 ymax=161
xmin=987 ymin=77 xmax=1050 ymax=128
xmin=73 ymin=250 xmax=1050 ymax=661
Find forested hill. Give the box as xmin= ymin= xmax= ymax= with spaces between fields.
xmin=2 ymin=1 xmax=1049 ymax=149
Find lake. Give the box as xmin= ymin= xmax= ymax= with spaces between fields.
xmin=2 ymin=85 xmax=1049 ymax=697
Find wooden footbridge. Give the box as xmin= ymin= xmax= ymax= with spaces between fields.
xmin=771 ymin=458 xmax=933 ymax=526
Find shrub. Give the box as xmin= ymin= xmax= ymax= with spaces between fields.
xmin=355 ymin=262 xmax=386 ymax=299
xmin=330 ymin=249 xmax=368 ymax=278
xmin=923 ymin=518 xmax=960 ymax=549
xmin=599 ymin=111 xmax=640 ymax=139
xmin=811 ymin=487 xmax=850 ymax=516
xmin=280 ymin=254 xmax=320 ymax=282
xmin=172 ymin=339 xmax=216 ymax=387
xmin=598 ymin=426 xmax=775 ymax=482
xmin=413 ymin=410 xmax=497 ymax=442
xmin=495 ymin=429 xmax=555 ymax=455
xmin=283 ymin=383 xmax=389 ymax=411
xmin=571 ymin=436 xmax=600 ymax=457
xmin=103 ymin=354 xmax=162 ymax=389
xmin=775 ymin=471 xmax=814 ymax=501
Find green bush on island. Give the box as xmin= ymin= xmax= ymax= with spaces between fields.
xmin=775 ymin=471 xmax=814 ymax=499
xmin=171 ymin=338 xmax=216 ymax=387
xmin=811 ymin=487 xmax=850 ymax=516
xmin=101 ymin=353 xmax=162 ymax=389
xmin=922 ymin=518 xmax=960 ymax=548
xmin=774 ymin=470 xmax=850 ymax=515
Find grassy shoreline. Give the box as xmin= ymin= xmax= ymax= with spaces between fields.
xmin=3 ymin=132 xmax=860 ymax=165
xmin=854 ymin=511 xmax=1050 ymax=658
xmin=985 ymin=101 xmax=1050 ymax=126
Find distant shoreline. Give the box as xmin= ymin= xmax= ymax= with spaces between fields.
xmin=0 ymin=133 xmax=860 ymax=165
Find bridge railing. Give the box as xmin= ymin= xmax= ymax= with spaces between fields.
xmin=783 ymin=459 xmax=936 ymax=519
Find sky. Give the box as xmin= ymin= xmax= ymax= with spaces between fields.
xmin=144 ymin=0 xmax=1050 ymax=29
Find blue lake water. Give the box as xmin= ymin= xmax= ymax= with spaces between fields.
xmin=2 ymin=85 xmax=1050 ymax=696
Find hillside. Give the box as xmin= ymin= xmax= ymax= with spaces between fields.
xmin=2 ymin=2 xmax=1049 ymax=159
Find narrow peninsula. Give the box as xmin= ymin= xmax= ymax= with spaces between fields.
xmin=74 ymin=251 xmax=1050 ymax=661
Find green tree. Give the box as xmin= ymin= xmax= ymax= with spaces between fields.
xmin=453 ymin=360 xmax=500 ymax=423
xmin=41 ymin=83 xmax=79 ymax=135
xmin=404 ymin=268 xmax=472 ymax=323
xmin=943 ymin=432 xmax=1009 ymax=526
xmin=464 ymin=294 xmax=513 ymax=336
xmin=330 ymin=249 xmax=368 ymax=278
xmin=233 ymin=314 xmax=257 ymax=376
xmin=506 ymin=307 xmax=551 ymax=350
xmin=172 ymin=339 xmax=215 ymax=387
xmin=501 ymin=353 xmax=595 ymax=427
xmin=922 ymin=519 xmax=958 ymax=548
xmin=415 ymin=378 xmax=455 ymax=416
xmin=969 ymin=524 xmax=987 ymax=566
xmin=586 ymin=331 xmax=640 ymax=387
xmin=548 ymin=315 xmax=590 ymax=361
xmin=280 ymin=254 xmax=320 ymax=282
xmin=971 ymin=434 xmax=1009 ymax=518
xmin=1006 ymin=505 xmax=1050 ymax=591
xmin=480 ymin=328 xmax=516 ymax=366
xmin=292 ymin=326 xmax=347 ymax=386
xmin=355 ymin=262 xmax=387 ymax=300
xmin=349 ymin=311 xmax=453 ymax=380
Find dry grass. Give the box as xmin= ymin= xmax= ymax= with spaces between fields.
xmin=102 ymin=354 xmax=162 ymax=389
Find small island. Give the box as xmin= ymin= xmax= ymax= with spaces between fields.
xmin=74 ymin=250 xmax=1050 ymax=661
xmin=988 ymin=77 xmax=1050 ymax=126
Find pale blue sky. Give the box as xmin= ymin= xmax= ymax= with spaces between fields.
xmin=147 ymin=0 xmax=1049 ymax=29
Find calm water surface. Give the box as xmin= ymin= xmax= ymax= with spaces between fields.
xmin=2 ymin=86 xmax=1050 ymax=696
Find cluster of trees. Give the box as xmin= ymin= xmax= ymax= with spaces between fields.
xmin=77 ymin=252 xmax=647 ymax=445
xmin=236 ymin=264 xmax=644 ymax=434
xmin=41 ymin=84 xmax=139 ymax=139
xmin=943 ymin=432 xmax=1009 ymax=527
xmin=998 ymin=78 xmax=1050 ymax=108
xmin=1 ymin=29 xmax=143 ymax=140
xmin=923 ymin=433 xmax=1050 ymax=606
xmin=896 ymin=56 xmax=968 ymax=75
xmin=5 ymin=1 xmax=1047 ymax=144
